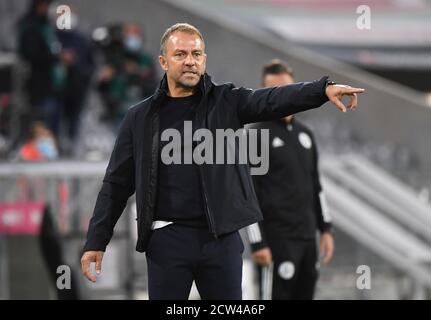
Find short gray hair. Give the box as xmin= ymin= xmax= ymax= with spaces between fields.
xmin=160 ymin=23 xmax=204 ymax=55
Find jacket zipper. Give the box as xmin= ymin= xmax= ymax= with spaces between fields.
xmin=198 ymin=165 xmax=217 ymax=238
xmin=142 ymin=98 xmax=161 ymax=239
xmin=148 ymin=110 xmax=159 ymax=220
xmin=194 ymin=90 xmax=217 ymax=238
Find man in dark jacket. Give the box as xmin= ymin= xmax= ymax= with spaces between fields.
xmin=56 ymin=8 xmax=94 ymax=155
xmin=246 ymin=60 xmax=334 ymax=300
xmin=81 ymin=23 xmax=364 ymax=300
xmin=17 ymin=0 xmax=64 ymax=137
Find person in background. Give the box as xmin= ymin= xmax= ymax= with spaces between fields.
xmin=96 ymin=22 xmax=157 ymax=128
xmin=19 ymin=121 xmax=59 ymax=161
xmin=17 ymin=0 xmax=66 ymax=138
xmin=246 ymin=59 xmax=334 ymax=300
xmin=55 ymin=6 xmax=94 ymax=156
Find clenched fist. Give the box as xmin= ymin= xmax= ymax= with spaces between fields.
xmin=252 ymin=247 xmax=272 ymax=266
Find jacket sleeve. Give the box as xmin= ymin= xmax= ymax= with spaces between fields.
xmin=233 ymin=77 xmax=329 ymax=125
xmin=83 ymin=110 xmax=136 ymax=252
xmin=311 ymin=133 xmax=333 ymax=234
xmin=247 ymin=161 xmax=269 ymax=252
xmin=245 ymin=126 xmax=270 ymax=252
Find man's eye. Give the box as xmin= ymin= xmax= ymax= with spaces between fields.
xmin=175 ymin=52 xmax=184 ymax=57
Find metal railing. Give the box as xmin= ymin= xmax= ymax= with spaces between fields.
xmin=321 ymin=154 xmax=431 ymax=297
xmin=0 ymin=160 xmax=138 ymax=299
xmin=2 ymin=155 xmax=431 ymax=299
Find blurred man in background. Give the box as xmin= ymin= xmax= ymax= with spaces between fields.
xmin=17 ymin=0 xmax=65 ymax=138
xmin=96 ymin=22 xmax=157 ymax=129
xmin=247 ymin=59 xmax=334 ymax=300
xmin=55 ymin=6 xmax=94 ymax=156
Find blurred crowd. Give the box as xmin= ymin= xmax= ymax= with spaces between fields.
xmin=7 ymin=0 xmax=158 ymax=161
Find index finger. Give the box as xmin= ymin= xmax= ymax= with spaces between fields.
xmin=344 ymin=87 xmax=365 ymax=94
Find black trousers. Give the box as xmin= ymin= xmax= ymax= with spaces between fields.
xmin=145 ymin=224 xmax=244 ymax=300
xmin=259 ymin=239 xmax=319 ymax=300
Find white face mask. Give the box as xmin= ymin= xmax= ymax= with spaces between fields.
xmin=124 ymin=36 xmax=142 ymax=52
xmin=36 ymin=138 xmax=58 ymax=160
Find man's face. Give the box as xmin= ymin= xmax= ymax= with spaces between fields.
xmin=262 ymin=73 xmax=294 ymax=87
xmin=37 ymin=2 xmax=49 ymax=16
xmin=159 ymin=31 xmax=206 ymax=90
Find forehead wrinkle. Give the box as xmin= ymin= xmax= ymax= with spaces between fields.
xmin=167 ymin=34 xmax=205 ymax=53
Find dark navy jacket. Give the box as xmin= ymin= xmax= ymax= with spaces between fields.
xmin=83 ymin=73 xmax=329 ymax=252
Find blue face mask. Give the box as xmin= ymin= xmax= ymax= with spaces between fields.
xmin=36 ymin=138 xmax=58 ymax=160
xmin=123 ymin=36 xmax=142 ymax=52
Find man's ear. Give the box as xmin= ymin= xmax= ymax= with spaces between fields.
xmin=202 ymin=53 xmax=207 ymax=72
xmin=159 ymin=55 xmax=168 ymax=72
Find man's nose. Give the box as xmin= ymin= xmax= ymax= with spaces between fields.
xmin=184 ymin=53 xmax=195 ymax=66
